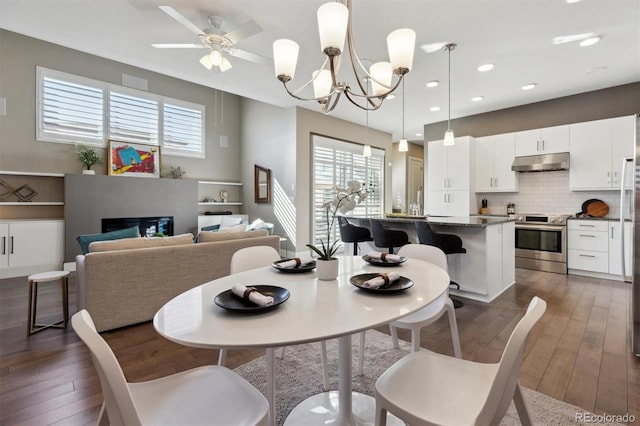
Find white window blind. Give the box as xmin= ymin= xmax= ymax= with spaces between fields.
xmin=311 ymin=135 xmax=384 ymax=248
xmin=108 ymin=88 xmax=159 ymax=145
xmin=163 ymin=100 xmax=205 ymax=158
xmin=37 ymin=68 xmax=104 ymax=145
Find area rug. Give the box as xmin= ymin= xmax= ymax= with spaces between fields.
xmin=234 ymin=329 xmax=617 ymax=426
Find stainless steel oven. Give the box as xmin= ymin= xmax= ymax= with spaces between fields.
xmin=514 ymin=213 xmax=571 ymax=274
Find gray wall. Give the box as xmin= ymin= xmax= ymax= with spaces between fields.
xmin=423 ymin=82 xmax=640 ymax=141
xmin=64 ymin=174 xmax=197 ymax=261
xmin=0 ymin=30 xmax=242 ymax=181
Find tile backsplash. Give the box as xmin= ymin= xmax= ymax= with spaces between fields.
xmin=477 ymin=170 xmax=629 ymax=218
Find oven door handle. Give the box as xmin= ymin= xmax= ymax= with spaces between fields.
xmin=515 ymin=224 xmax=565 ymax=232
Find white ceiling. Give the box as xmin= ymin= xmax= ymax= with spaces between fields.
xmin=1 ymin=0 xmax=638 ymax=142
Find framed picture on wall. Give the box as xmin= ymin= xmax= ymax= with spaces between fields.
xmin=107 ymin=140 xmax=161 ymax=178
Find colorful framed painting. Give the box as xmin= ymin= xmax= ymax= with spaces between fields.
xmin=107 ymin=140 xmax=161 ymax=178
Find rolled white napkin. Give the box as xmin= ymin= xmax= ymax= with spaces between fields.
xmin=366 ymin=251 xmax=403 ymax=262
xmin=362 ymin=271 xmax=401 ymax=289
xmin=231 ymin=284 xmax=274 ymax=306
xmin=277 ymin=254 xmax=314 ymax=269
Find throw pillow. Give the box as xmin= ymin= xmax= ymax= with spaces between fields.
xmin=89 ymin=233 xmax=195 ymax=252
xmin=218 ymin=224 xmax=249 ymax=233
xmin=76 ymin=225 xmax=140 ymax=254
xmin=197 ymin=229 xmax=268 ymax=243
xmin=220 ymin=216 xmax=243 ymax=228
xmin=202 ymin=224 xmax=220 ymax=232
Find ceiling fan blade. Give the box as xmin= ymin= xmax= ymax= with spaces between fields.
xmin=152 ymin=43 xmax=207 ymax=49
xmin=227 ymin=48 xmax=271 ymax=65
xmin=158 ymin=5 xmax=204 ymax=36
xmin=224 ymin=20 xmax=262 ymax=45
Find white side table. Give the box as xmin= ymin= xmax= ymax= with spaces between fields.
xmin=27 ymin=270 xmax=70 ymax=335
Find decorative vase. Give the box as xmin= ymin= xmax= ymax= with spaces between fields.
xmin=82 ymin=170 xmax=95 ymax=175
xmin=316 ymin=257 xmax=339 ymax=281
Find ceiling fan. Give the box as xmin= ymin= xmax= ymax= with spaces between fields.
xmin=152 ymin=6 xmax=270 ymax=72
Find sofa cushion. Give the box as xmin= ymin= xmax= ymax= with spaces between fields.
xmin=220 ymin=216 xmax=244 ymax=228
xmin=76 ymin=225 xmax=140 ymax=254
xmin=89 ymin=233 xmax=195 ymax=252
xmin=202 ymin=224 xmax=220 ymax=232
xmin=218 ymin=224 xmax=249 ymax=233
xmin=197 ymin=229 xmax=268 ymax=243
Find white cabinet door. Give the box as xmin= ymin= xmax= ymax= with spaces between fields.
xmin=447 ymin=137 xmax=471 ymax=191
xmin=611 ymin=115 xmax=635 ymax=190
xmin=474 ymin=136 xmax=494 ymax=192
xmin=609 ymin=221 xmax=633 ymax=278
xmin=569 ymin=119 xmax=612 ymax=190
xmin=427 ymin=191 xmax=448 ymax=216
xmin=447 ymin=191 xmax=470 ymax=216
xmin=8 ymin=221 xmax=64 ymax=268
xmin=0 ymin=224 xmax=8 ymax=269
xmin=492 ymin=133 xmax=518 ymax=192
xmin=515 ymin=125 xmax=569 ymax=156
xmin=427 ymin=140 xmax=448 ymax=191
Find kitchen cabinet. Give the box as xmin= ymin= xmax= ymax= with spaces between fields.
xmin=0 ymin=220 xmax=64 ymax=279
xmin=567 ymin=220 xmax=609 ymax=273
xmin=475 ymin=133 xmax=518 ymax=192
xmin=514 ymin=125 xmax=569 ymax=157
xmin=609 ymin=221 xmax=632 ymax=278
xmin=427 ymin=136 xmax=475 ymax=216
xmin=569 ymin=115 xmax=635 ymax=190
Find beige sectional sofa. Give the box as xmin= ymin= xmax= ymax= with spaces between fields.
xmin=76 ymin=230 xmax=280 ymax=332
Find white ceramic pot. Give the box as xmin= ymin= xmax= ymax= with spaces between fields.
xmin=82 ymin=170 xmax=95 ymax=175
xmin=316 ymin=258 xmax=339 ymax=281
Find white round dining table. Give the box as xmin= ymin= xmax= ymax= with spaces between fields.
xmin=154 ymin=255 xmax=449 ymax=425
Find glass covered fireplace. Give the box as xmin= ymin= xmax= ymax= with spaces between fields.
xmin=102 ymin=216 xmax=174 ymax=237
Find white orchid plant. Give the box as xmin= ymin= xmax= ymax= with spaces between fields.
xmin=307 ymin=180 xmax=370 ymax=260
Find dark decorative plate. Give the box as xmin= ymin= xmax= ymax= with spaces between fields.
xmin=271 ymin=259 xmax=316 ymax=273
xmin=349 ymin=273 xmax=413 ymax=293
xmin=362 ymin=254 xmax=407 ymax=267
xmin=214 ymin=285 xmax=290 ymax=312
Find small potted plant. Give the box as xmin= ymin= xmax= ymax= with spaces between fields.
xmin=307 ymin=180 xmax=369 ymax=280
xmin=76 ymin=144 xmax=103 ymax=174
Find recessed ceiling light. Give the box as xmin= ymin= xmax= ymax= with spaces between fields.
xmin=416 ymin=133 xmax=423 ymax=137
xmin=430 ymin=106 xmax=441 ymax=112
xmin=426 ymin=80 xmax=439 ymax=88
xmin=566 ymin=0 xmax=581 ymax=3
xmin=552 ymin=32 xmax=596 ymax=45
xmin=471 ymin=96 xmax=484 ymax=102
xmin=522 ymin=83 xmax=537 ymax=90
xmin=586 ymin=66 xmax=607 ymax=74
xmin=386 ymin=94 xmax=396 ymax=100
xmin=579 ymin=36 xmax=601 ymax=47
xmin=477 ymin=63 xmax=494 ymax=72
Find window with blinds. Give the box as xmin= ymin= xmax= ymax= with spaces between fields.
xmin=36 ymin=67 xmax=205 ymax=157
xmin=311 ymin=135 xmax=384 ymax=249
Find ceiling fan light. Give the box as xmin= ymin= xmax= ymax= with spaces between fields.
xmin=317 ymin=2 xmax=348 ymax=55
xmin=443 ymin=129 xmax=455 ymax=146
xmin=387 ymin=28 xmax=416 ymax=73
xmin=219 ymin=57 xmax=232 ymax=72
xmin=273 ymin=39 xmax=300 ymax=80
xmin=210 ymin=48 xmax=223 ymax=66
xmin=369 ymin=62 xmax=392 ymax=96
xmin=312 ymin=69 xmax=333 ymax=98
xmin=199 ymin=54 xmax=214 ymax=70
xmin=398 ymin=139 xmax=408 ymax=152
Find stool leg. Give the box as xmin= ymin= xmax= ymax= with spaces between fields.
xmin=353 ymin=242 xmax=358 ymax=255
xmin=62 ymin=276 xmax=69 ymax=329
xmin=27 ymin=279 xmax=35 ymax=336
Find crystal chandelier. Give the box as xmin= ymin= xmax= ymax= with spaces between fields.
xmin=272 ymin=0 xmax=416 ymax=113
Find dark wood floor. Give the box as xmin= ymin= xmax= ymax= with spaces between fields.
xmin=1 ymin=268 xmax=638 ymax=425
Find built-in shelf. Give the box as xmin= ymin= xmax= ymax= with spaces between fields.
xmin=198 ymin=202 xmax=242 ymax=206
xmin=197 ymin=180 xmax=243 ymax=186
xmin=0 ymin=170 xmax=65 ymax=177
xmin=1 ymin=202 xmax=64 ymax=206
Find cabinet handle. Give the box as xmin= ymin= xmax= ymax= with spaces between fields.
xmin=10 ymin=236 xmax=14 ymax=254
xmin=579 ymin=234 xmax=596 ymax=237
xmin=489 ymin=177 xmax=493 ymax=187
xmin=607 ymin=171 xmax=610 ymax=183
xmin=444 ymin=193 xmax=447 ymax=203
xmin=579 ymin=254 xmax=596 ymax=258
xmin=494 ymin=177 xmax=498 ymax=187
xmin=578 ymin=224 xmax=595 ymax=227
xmin=613 ymin=171 xmax=618 ymax=184
xmin=541 ymin=140 xmax=545 ymax=151
xmin=1 ymin=237 xmax=5 ymax=255
xmin=536 ymin=140 xmax=540 ymax=152
xmin=611 ymin=226 xmax=614 ymax=239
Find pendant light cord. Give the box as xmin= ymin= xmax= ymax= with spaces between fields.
xmin=447 ymin=45 xmax=451 ymax=132
xmin=402 ymin=78 xmax=405 ymax=139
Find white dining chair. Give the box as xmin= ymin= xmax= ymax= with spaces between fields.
xmin=72 ymin=309 xmax=270 ymax=426
xmin=224 ymin=246 xmax=330 ymax=392
xmin=356 ymin=244 xmax=461 ymax=375
xmin=374 ymin=296 xmax=546 ymax=426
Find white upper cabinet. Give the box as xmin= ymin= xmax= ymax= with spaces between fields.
xmin=515 ymin=125 xmax=570 ymax=157
xmin=569 ymin=115 xmax=635 ymax=190
xmin=475 ymin=133 xmax=518 ymax=193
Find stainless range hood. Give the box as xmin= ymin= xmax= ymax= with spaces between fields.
xmin=511 ymin=152 xmax=570 ymax=172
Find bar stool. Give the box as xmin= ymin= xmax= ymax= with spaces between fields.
xmin=27 ymin=270 xmax=70 ymax=335
xmin=369 ymin=219 xmax=410 ymax=254
xmin=337 ymin=216 xmax=373 ymax=255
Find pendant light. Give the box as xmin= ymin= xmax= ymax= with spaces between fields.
xmin=398 ymin=78 xmax=408 ymax=152
xmin=443 ymin=43 xmax=456 ymax=146
xmin=363 ymin=107 xmax=372 ymax=157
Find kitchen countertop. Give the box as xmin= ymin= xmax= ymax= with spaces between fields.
xmin=378 ymin=215 xmax=514 ymax=227
xmin=568 ymin=216 xmax=631 ymax=222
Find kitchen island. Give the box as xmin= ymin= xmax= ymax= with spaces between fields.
xmin=349 ymin=215 xmax=515 ymax=303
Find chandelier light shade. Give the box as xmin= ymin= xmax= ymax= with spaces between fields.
xmin=443 ymin=43 xmax=457 ymax=146
xmin=272 ymin=0 xmax=415 ymax=114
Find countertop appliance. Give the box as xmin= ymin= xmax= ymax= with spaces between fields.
xmin=619 ymin=113 xmax=639 ymax=357
xmin=514 ymin=213 xmax=572 ymax=274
